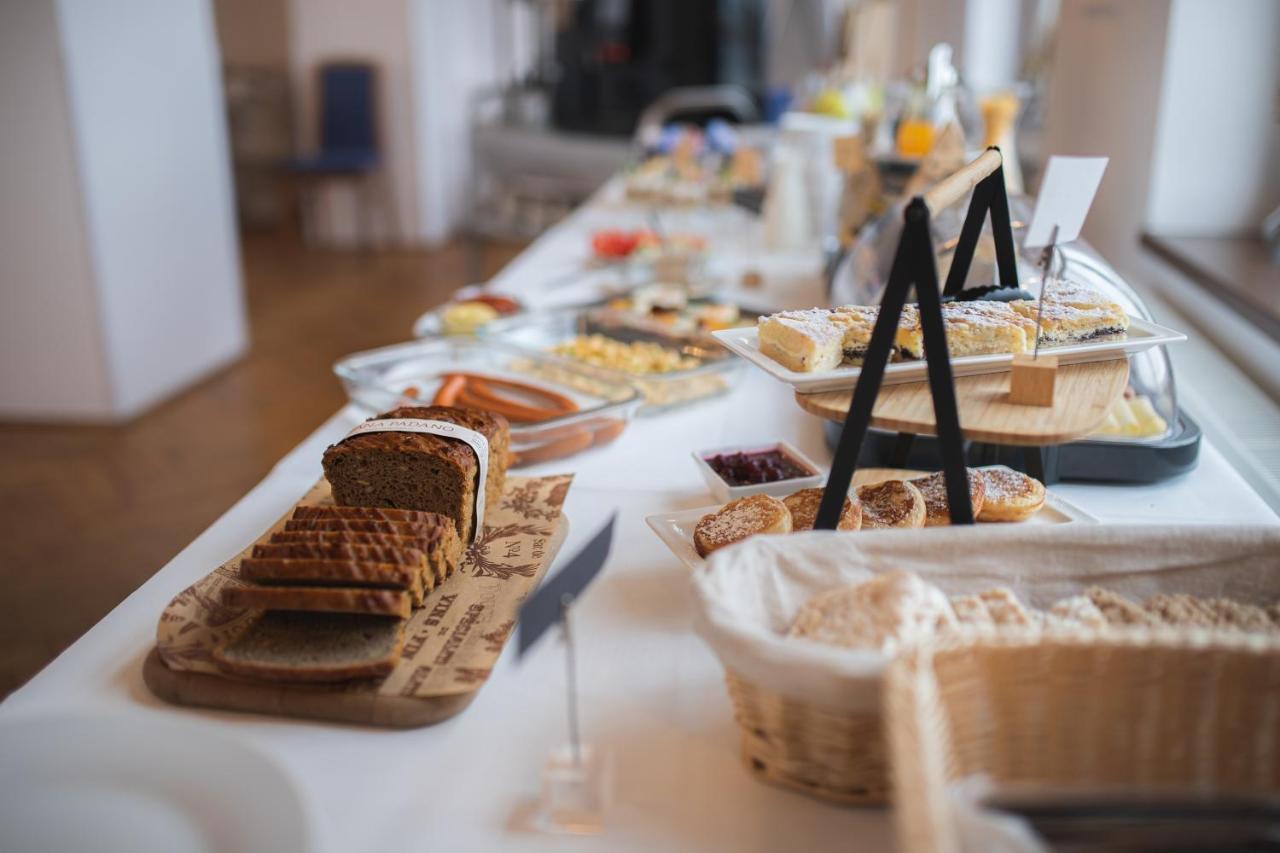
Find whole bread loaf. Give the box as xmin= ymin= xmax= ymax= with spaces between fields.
xmin=322 ymin=406 xmax=510 ymax=543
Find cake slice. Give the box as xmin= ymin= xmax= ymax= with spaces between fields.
xmin=213 ymin=611 xmax=405 ymax=682
xmin=1008 ymin=300 xmax=1129 ymax=346
xmin=939 ymin=302 xmax=1035 ymax=356
xmin=756 ymin=309 xmax=844 ymax=372
xmin=322 ymin=406 xmax=510 ymax=543
xmin=223 ymin=584 xmax=412 ymax=618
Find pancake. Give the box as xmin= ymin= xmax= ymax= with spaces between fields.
xmin=909 ymin=469 xmax=987 ymax=526
xmin=694 ymin=494 xmax=792 ymax=558
xmin=975 ymin=466 xmax=1045 ymax=522
xmin=855 ymin=480 xmax=926 ymax=529
xmin=783 ymin=487 xmax=862 ymax=532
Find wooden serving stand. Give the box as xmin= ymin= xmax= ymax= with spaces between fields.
xmin=796 ymin=359 xmax=1128 ymax=446
xmin=809 ymin=149 xmax=1128 ymax=529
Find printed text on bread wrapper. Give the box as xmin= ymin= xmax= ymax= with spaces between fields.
xmin=341 ymin=418 xmax=490 ymax=543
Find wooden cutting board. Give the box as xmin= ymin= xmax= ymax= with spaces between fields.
xmin=144 ymin=475 xmax=572 ymax=728
xmin=795 ymin=358 xmax=1128 ymax=445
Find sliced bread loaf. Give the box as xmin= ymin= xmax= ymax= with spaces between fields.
xmin=321 ymin=406 xmax=510 ymax=543
xmin=223 ymin=584 xmax=412 ymax=618
xmin=213 ymin=611 xmax=405 ymax=682
xmin=268 ymin=530 xmax=455 ymax=586
xmin=280 ymin=519 xmax=461 ymax=578
xmin=291 ymin=504 xmax=450 ymax=526
xmin=240 ymin=555 xmax=424 ymax=605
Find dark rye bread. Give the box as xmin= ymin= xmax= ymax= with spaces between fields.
xmin=223 ymin=584 xmax=412 ymax=618
xmin=281 ymin=518 xmax=461 ymax=579
xmin=322 ymin=406 xmax=510 ymax=543
xmin=268 ymin=530 xmax=453 ymax=586
xmin=242 ymin=553 xmax=425 ymax=606
xmin=291 ymin=504 xmax=447 ymax=525
xmin=213 ymin=611 xmax=405 ymax=682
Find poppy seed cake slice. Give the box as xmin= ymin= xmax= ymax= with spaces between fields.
xmin=321 ymin=406 xmax=510 ymax=543
xmin=213 ymin=611 xmax=405 ymax=682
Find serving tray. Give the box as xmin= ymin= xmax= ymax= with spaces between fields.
xmin=712 ymin=317 xmax=1185 ymax=394
xmin=144 ymin=474 xmax=572 ymax=728
xmin=646 ymin=468 xmax=1096 ymax=571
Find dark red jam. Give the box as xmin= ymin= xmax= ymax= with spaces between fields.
xmin=706 ymin=448 xmax=810 ymax=486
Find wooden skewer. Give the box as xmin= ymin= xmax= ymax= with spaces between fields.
xmin=922 ymin=148 xmax=1003 ymax=215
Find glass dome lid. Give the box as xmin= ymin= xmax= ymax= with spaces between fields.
xmin=829 ymin=193 xmax=1179 ymax=445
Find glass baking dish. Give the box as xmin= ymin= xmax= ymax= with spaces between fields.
xmin=333 ymin=338 xmax=641 ymax=467
xmin=480 ymin=307 xmax=744 ymax=415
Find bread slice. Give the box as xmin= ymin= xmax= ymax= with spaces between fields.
xmin=322 ymin=406 xmax=510 ymax=543
xmin=268 ymin=530 xmax=456 ymax=586
xmin=783 ymin=487 xmax=861 ymax=531
xmin=693 ymin=494 xmax=792 ymax=558
xmin=242 ymin=554 xmax=424 ymax=605
xmin=282 ymin=519 xmax=462 ymax=576
xmin=909 ymin=469 xmax=987 ymax=526
xmin=856 ymin=479 xmax=926 ymax=529
xmin=213 ymin=611 xmax=405 ymax=682
xmin=291 ymin=504 xmax=449 ymax=526
xmin=975 ymin=466 xmax=1045 ymax=522
xmin=223 ymin=584 xmax=412 ymax=618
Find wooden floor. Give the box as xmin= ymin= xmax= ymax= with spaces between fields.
xmin=0 ymin=232 xmax=524 ymax=697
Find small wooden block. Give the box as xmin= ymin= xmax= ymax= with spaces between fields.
xmin=1008 ymin=354 xmax=1059 ymax=407
xmin=833 ymin=135 xmax=867 ymax=173
xmin=730 ymin=148 xmax=762 ymax=185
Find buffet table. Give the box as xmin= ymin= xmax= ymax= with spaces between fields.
xmin=3 ymin=186 xmax=1276 ymax=853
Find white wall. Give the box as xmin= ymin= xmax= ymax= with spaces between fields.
xmin=0 ymin=0 xmax=247 ymax=422
xmin=1041 ymin=0 xmax=1173 ymax=271
xmin=0 ymin=0 xmax=112 ymax=418
xmin=289 ymin=0 xmax=420 ymax=245
xmin=58 ymin=0 xmax=247 ymax=417
xmin=1146 ymin=0 xmax=1280 ymax=236
xmin=410 ymin=0 xmax=516 ymax=245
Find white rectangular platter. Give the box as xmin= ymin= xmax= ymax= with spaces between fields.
xmin=646 ymin=491 xmax=1096 ymax=571
xmin=712 ymin=317 xmax=1186 ymax=394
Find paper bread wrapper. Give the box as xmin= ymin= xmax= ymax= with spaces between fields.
xmin=157 ymin=474 xmax=572 ymax=699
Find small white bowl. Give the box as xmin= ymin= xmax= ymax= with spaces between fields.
xmin=693 ymin=440 xmax=824 ymax=503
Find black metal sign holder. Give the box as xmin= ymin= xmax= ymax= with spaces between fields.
xmin=814 ymin=148 xmax=1018 ymax=530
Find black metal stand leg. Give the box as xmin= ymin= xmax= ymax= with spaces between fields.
xmin=1023 ymin=446 xmax=1046 ymax=483
xmin=889 ymin=433 xmax=916 ymax=468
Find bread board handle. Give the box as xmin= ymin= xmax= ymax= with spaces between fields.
xmin=924 ymin=148 xmax=1003 ymax=216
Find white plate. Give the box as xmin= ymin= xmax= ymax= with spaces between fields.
xmin=646 ymin=490 xmax=1096 ymax=571
xmin=0 ymin=713 xmax=310 ymax=853
xmin=712 ymin=317 xmax=1187 ymax=394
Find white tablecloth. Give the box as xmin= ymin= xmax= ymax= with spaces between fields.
xmin=4 ymin=188 xmax=1276 ymax=853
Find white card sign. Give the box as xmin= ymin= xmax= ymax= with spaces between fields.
xmin=1024 ymin=156 xmax=1109 ymax=248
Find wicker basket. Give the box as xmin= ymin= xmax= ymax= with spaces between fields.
xmin=725 ymin=668 xmax=890 ymax=804
xmin=691 ymin=525 xmax=1280 ymax=808
xmin=885 ymin=632 xmax=1280 ymax=853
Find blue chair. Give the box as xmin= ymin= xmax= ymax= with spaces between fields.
xmin=288 ymin=62 xmax=395 ymax=246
